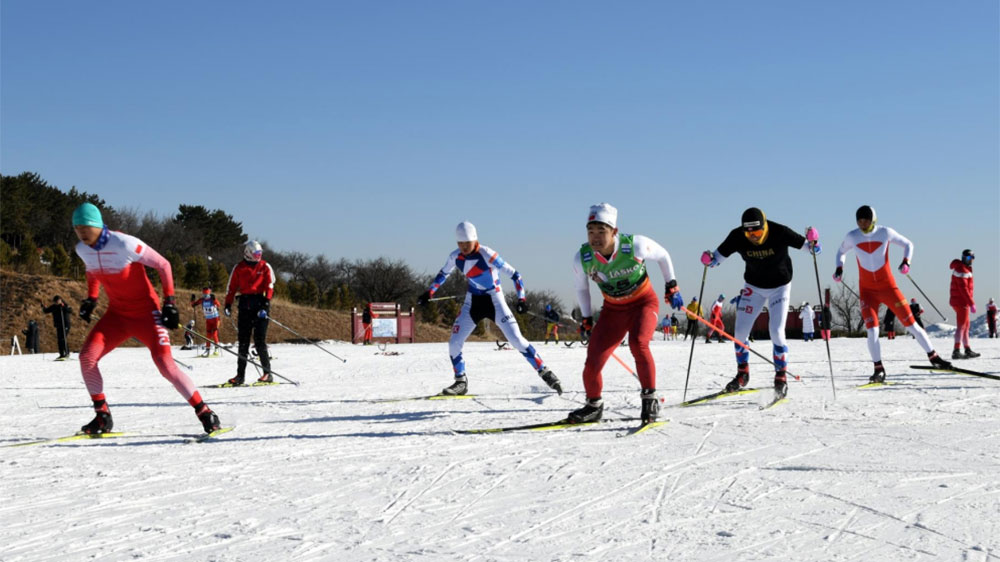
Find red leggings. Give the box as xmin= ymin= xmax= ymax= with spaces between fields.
xmin=80 ymin=308 xmax=201 ymax=405
xmin=952 ymin=305 xmax=970 ymax=347
xmin=582 ymin=288 xmax=660 ymax=399
xmin=205 ymin=317 xmax=220 ymax=345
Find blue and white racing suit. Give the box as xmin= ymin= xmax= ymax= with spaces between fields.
xmin=428 ymin=243 xmax=545 ymax=378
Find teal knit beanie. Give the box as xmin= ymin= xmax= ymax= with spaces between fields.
xmin=72 ymin=203 xmax=104 ymax=228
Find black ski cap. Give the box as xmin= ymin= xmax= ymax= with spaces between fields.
xmin=962 ymin=249 xmax=975 ymax=260
xmin=741 ymin=207 xmax=766 ymax=231
xmin=856 ymin=205 xmax=875 ymax=221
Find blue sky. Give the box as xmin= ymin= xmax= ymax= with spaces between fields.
xmin=2 ymin=1 xmax=997 ymax=320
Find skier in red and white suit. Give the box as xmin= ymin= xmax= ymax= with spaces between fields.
xmin=949 ymin=249 xmax=979 ymax=359
xmin=833 ymin=205 xmax=952 ymax=383
xmin=72 ymin=203 xmax=221 ymax=434
xmin=706 ymin=295 xmax=725 ymax=343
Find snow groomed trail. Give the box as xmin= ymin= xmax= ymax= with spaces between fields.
xmin=2 ymin=337 xmax=998 ymax=561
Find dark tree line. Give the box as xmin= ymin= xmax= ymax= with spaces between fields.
xmin=1 ymin=171 xmax=519 ymax=330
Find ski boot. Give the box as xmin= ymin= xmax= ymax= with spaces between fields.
xmin=773 ymin=371 xmax=788 ymax=399
xmin=724 ymin=364 xmax=750 ymax=393
xmin=226 ymin=376 xmax=245 ymax=386
xmin=964 ymin=348 xmax=981 ymax=359
xmin=869 ymin=361 xmax=886 ymax=384
xmin=952 ymin=348 xmax=963 ymax=360
xmin=538 ymin=368 xmax=563 ymax=395
xmin=441 ymin=375 xmax=468 ymax=396
xmin=640 ymin=389 xmax=660 ymax=423
xmin=929 ymin=352 xmax=953 ymax=370
xmin=257 ymin=373 xmax=273 ymax=383
xmin=81 ymin=411 xmax=113 ymax=435
xmin=196 ymin=405 xmax=221 ymax=433
xmin=568 ymin=398 xmax=603 ymax=423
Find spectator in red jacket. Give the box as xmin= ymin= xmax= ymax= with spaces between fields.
xmin=223 ymin=240 xmax=276 ymax=385
xmin=949 ymin=249 xmax=978 ymax=359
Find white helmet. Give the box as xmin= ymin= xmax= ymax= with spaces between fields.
xmin=244 ymin=240 xmax=263 ymax=262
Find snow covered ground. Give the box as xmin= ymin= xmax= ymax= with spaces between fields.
xmin=2 ymin=331 xmax=999 ymax=562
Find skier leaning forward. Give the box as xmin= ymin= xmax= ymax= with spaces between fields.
xmin=701 ymin=207 xmax=821 ymax=399
xmin=71 ymin=202 xmax=221 ymax=435
xmin=834 ymin=205 xmax=952 ymax=383
xmin=417 ymin=221 xmax=562 ymax=396
xmin=567 ymin=203 xmax=685 ymax=424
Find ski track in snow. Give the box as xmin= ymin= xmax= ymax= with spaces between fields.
xmin=2 ymin=338 xmax=999 ymax=561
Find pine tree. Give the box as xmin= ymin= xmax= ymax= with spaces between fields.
xmin=51 ymin=245 xmax=72 ymax=277
xmin=272 ymin=276 xmax=290 ymax=300
xmin=338 ymin=284 xmax=354 ymax=311
xmin=0 ymin=239 xmax=12 ymax=266
xmin=321 ymin=288 xmax=340 ymax=310
xmin=209 ymin=262 xmax=229 ymax=294
xmin=184 ymin=255 xmax=209 ymax=289
xmin=165 ymin=252 xmax=186 ymax=288
xmin=16 ymin=236 xmax=44 ymax=274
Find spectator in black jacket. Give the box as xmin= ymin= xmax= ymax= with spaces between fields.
xmin=41 ymin=295 xmax=72 ymax=359
xmin=22 ymin=319 xmax=40 ymax=354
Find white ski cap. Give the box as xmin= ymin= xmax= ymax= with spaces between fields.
xmin=587 ymin=203 xmax=617 ymax=229
xmin=456 ymin=221 xmax=478 ymax=242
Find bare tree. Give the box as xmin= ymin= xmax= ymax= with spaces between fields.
xmin=829 ymin=284 xmax=863 ymax=335
xmin=352 ymin=258 xmax=419 ymax=303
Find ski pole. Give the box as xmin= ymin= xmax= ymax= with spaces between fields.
xmin=841 ymin=283 xmax=860 ymax=300
xmin=526 ymin=310 xmax=575 ymax=329
xmin=173 ymin=357 xmax=193 ymax=371
xmin=683 ymin=309 xmax=802 ymax=381
xmin=186 ymin=327 xmax=299 ymax=385
xmin=428 ymin=295 xmax=458 ymax=302
xmin=124 ymin=335 xmax=192 ymax=371
xmin=683 ymin=265 xmax=708 ymax=401
xmin=611 ymin=352 xmax=640 ymax=381
xmin=906 ymin=274 xmax=947 ymax=321
xmin=268 ymin=316 xmax=347 ymax=363
xmin=809 ymin=243 xmax=837 ymax=400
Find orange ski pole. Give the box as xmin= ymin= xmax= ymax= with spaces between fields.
xmin=683 ymin=309 xmax=801 ymax=381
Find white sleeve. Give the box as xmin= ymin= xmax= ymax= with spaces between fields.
xmin=884 ymin=227 xmax=914 ymax=262
xmin=835 ymin=233 xmax=855 ymax=268
xmin=633 ymin=234 xmax=676 ymax=286
xmin=572 ymin=251 xmax=594 ymax=318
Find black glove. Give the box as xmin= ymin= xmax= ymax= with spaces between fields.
xmin=417 ymin=291 xmax=431 ymax=306
xmin=161 ymin=296 xmax=180 ymax=329
xmin=258 ymin=299 xmax=271 ymax=319
xmin=79 ymin=298 xmax=97 ymax=323
xmin=833 ymin=266 xmax=844 ymax=282
xmin=224 ymin=304 xmax=232 ymax=317
xmin=515 ymin=299 xmax=527 ymax=314
xmin=190 ymin=293 xmax=197 ymax=302
xmin=580 ymin=316 xmax=594 ymax=339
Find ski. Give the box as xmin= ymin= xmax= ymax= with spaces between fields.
xmin=856 ymin=381 xmax=898 ymax=389
xmin=369 ymin=394 xmax=478 ymax=403
xmin=4 ymin=431 xmax=133 ymax=448
xmin=616 ymin=420 xmax=669 ymax=437
xmin=201 ymin=381 xmax=285 ymax=388
xmin=909 ymin=364 xmax=1000 ymax=381
xmin=759 ymin=395 xmax=788 ymax=410
xmin=681 ymin=388 xmax=760 ymax=406
xmin=454 ymin=417 xmax=641 ymax=434
xmin=186 ymin=426 xmax=235 ymax=443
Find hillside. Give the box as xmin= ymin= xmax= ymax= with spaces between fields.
xmin=1 ymin=269 xmax=463 ymax=354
